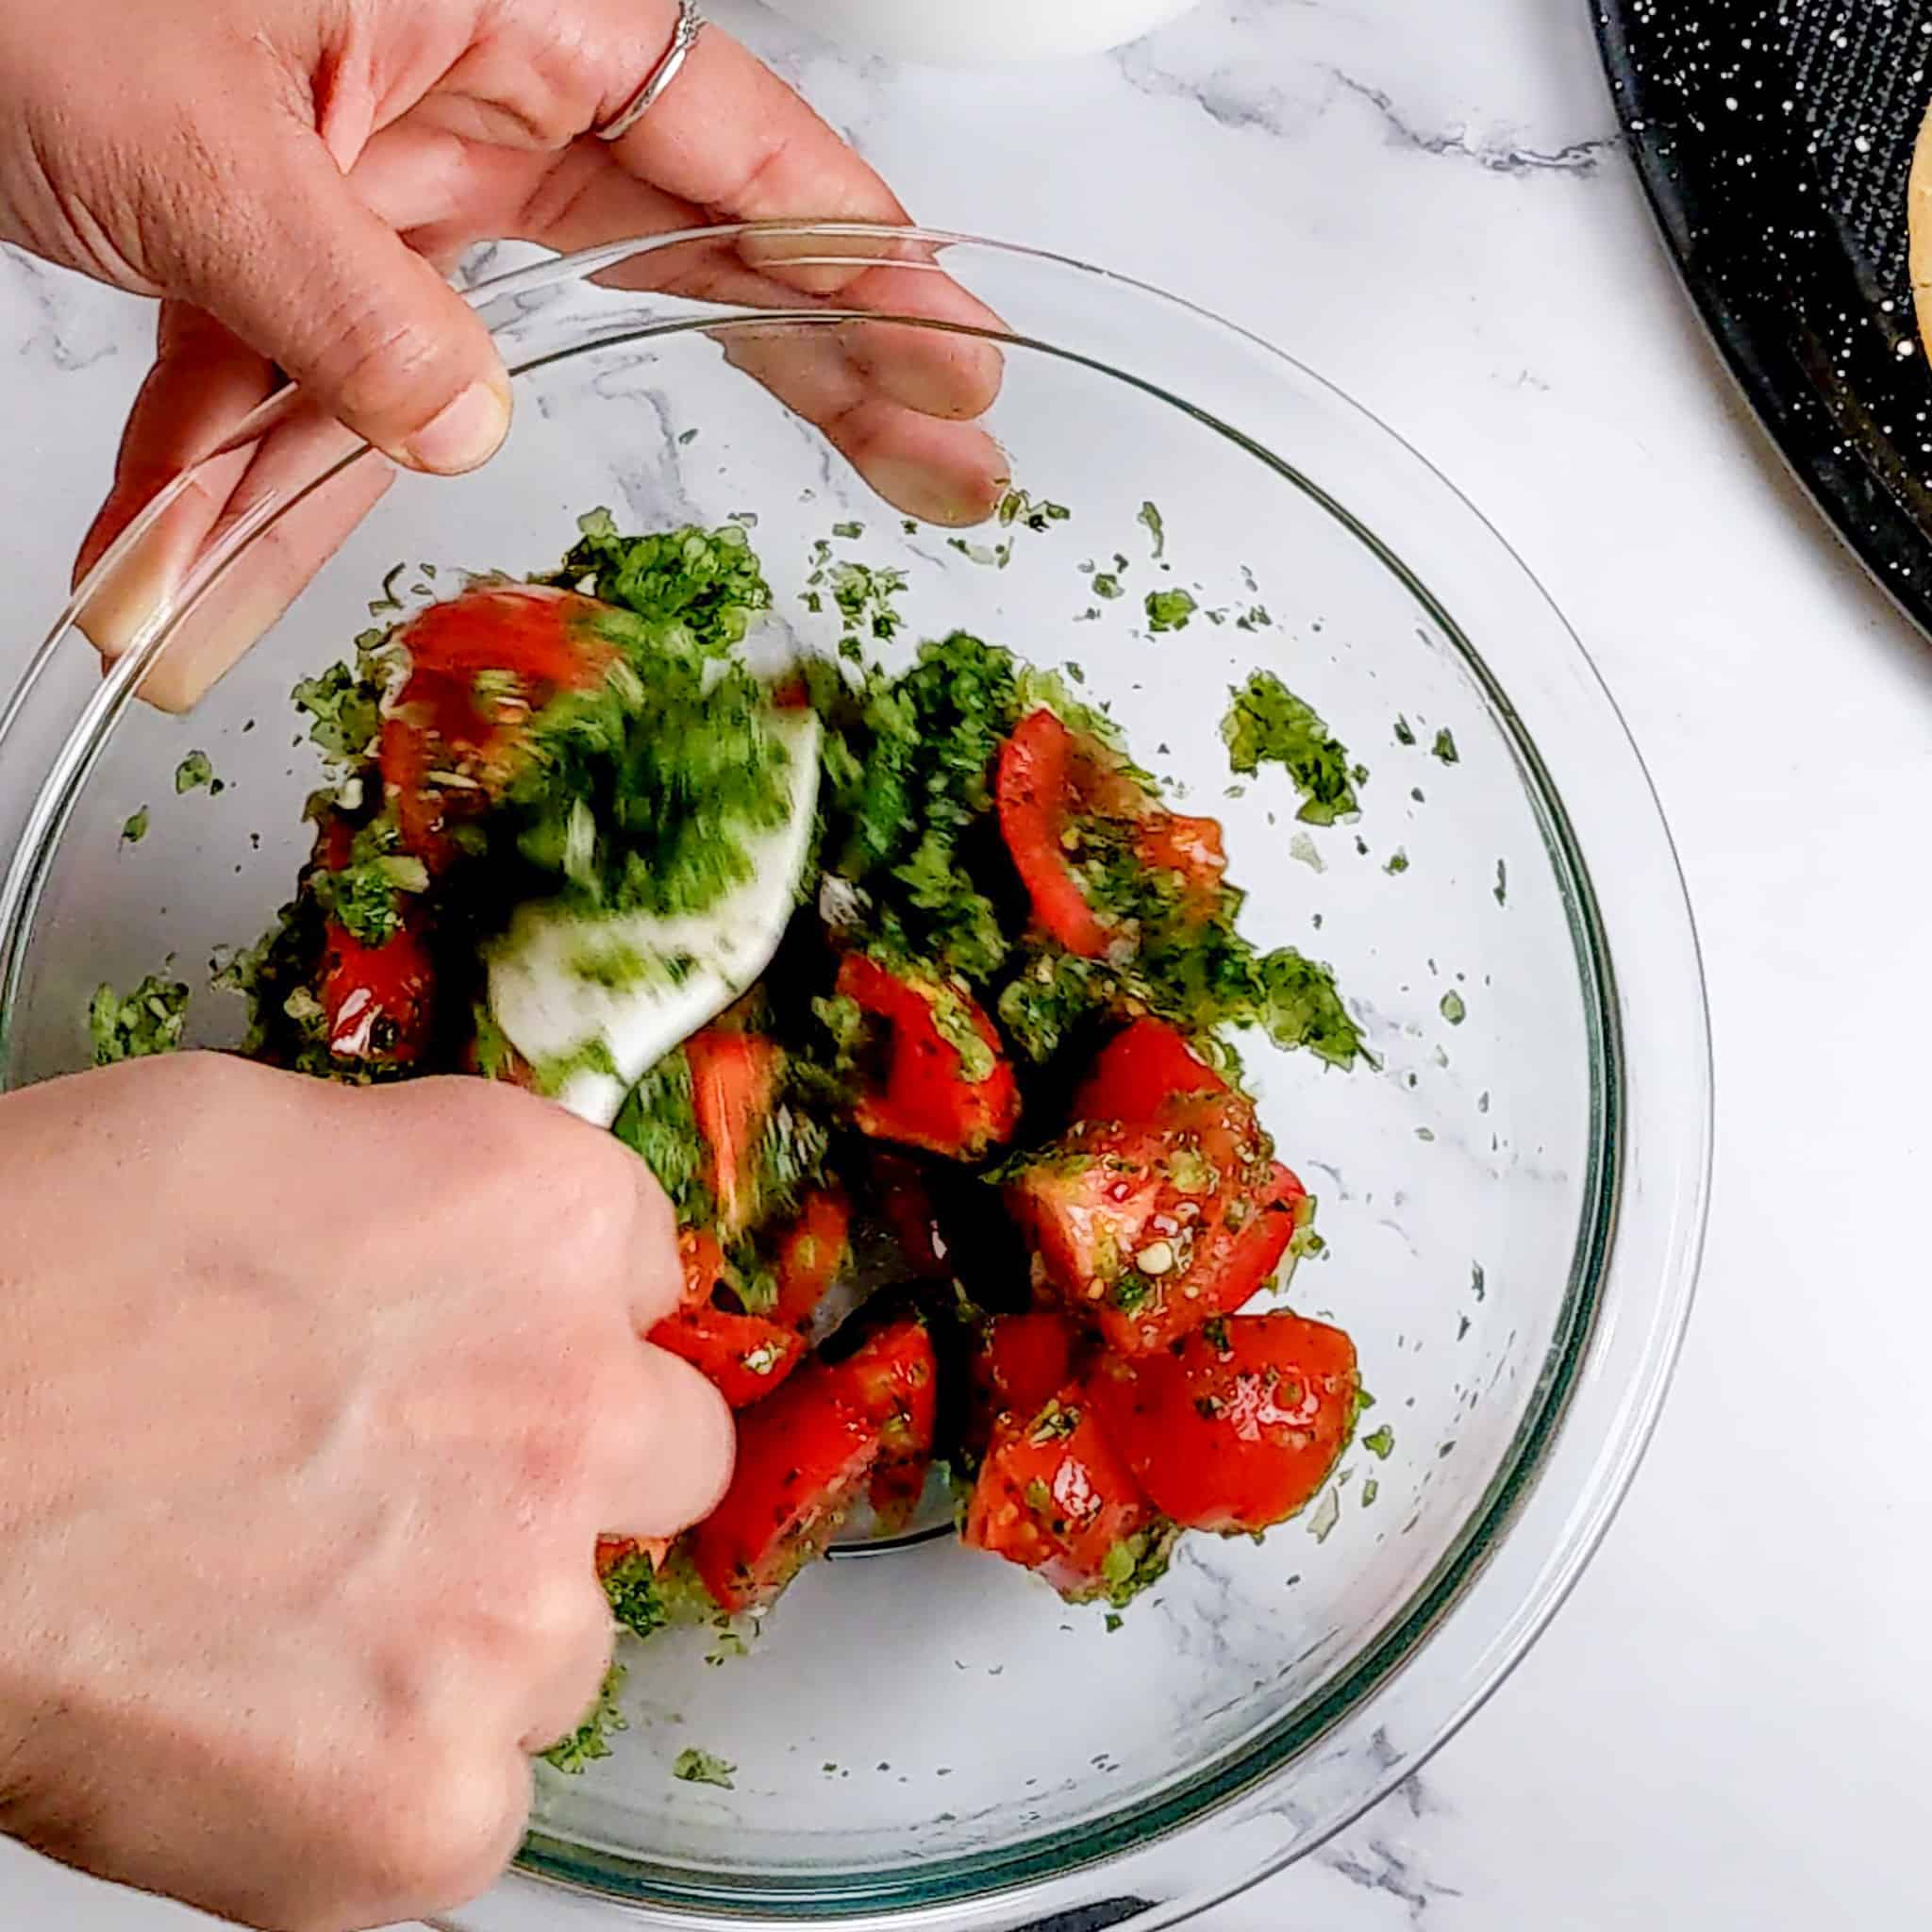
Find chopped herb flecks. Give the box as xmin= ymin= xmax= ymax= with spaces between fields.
xmin=292 ymin=663 xmax=383 ymax=766
xmin=999 ymin=489 xmax=1072 ymax=532
xmin=673 ymin=1748 xmax=737 ymax=1790
xmin=1221 ymin=672 xmax=1360 ymax=825
xmin=203 ymin=497 xmax=1386 ymax=1644
xmin=543 ymin=1665 xmax=627 ymax=1774
xmin=1144 ymin=589 xmax=1196 ymax=633
xmin=89 ymin=974 xmax=189 ymax=1065
xmin=1137 ymin=500 xmax=1166 ymax=558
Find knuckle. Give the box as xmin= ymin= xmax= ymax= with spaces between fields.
xmin=122 ymin=1051 xmax=275 ymax=1162
xmin=508 ymin=1562 xmax=608 ymax=1659
xmin=368 ymin=1746 xmax=525 ymax=1906
xmin=627 ymin=1158 xmax=678 ymax=1254
xmin=543 ymin=1143 xmax=656 ymax=1277
xmin=392 ymin=1077 xmax=564 ymax=1201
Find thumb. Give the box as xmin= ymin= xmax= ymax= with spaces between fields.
xmin=159 ymin=114 xmax=511 ymax=475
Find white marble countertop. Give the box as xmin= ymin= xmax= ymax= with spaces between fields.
xmin=3 ymin=1 xmax=1927 ymax=1926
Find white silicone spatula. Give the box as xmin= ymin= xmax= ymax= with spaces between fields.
xmin=485 ymin=709 xmax=822 ymax=1127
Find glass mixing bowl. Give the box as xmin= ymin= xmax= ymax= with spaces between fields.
xmin=0 ymin=228 xmax=1709 ymax=1931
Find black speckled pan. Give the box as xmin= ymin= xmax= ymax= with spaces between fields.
xmin=1597 ymin=0 xmax=1932 ymax=626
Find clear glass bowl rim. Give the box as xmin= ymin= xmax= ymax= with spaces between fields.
xmin=0 ymin=225 xmax=1713 ymax=1932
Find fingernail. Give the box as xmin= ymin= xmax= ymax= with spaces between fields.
xmin=871 ymin=451 xmax=1012 ymax=529
xmin=402 ymin=380 xmax=510 ymax=475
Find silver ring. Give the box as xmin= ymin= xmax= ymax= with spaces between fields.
xmin=593 ymin=0 xmax=706 ymax=142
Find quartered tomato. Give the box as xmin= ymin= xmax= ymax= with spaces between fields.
xmin=996 ymin=708 xmax=1231 ymax=957
xmin=1176 ymin=1158 xmax=1306 ymax=1338
xmin=399 ymin=583 xmax=618 ymax=690
xmin=686 ymin=1027 xmax=784 ymax=1237
xmin=688 ymin=1371 xmax=883 ymax=1613
xmin=967 ymin=1312 xmax=1085 ymax=1452
xmin=1006 ymin=1119 xmax=1168 ymax=1311
xmin=651 ymin=1221 xmax=806 ymax=1407
xmin=996 ymin=708 xmax=1121 ymax=958
xmin=649 ymin=1303 xmax=805 ymax=1409
xmin=836 ymin=953 xmax=1019 ymax=1159
xmin=828 ymin=1320 xmax=939 ymax=1531
xmin=1071 ymin=1017 xmax=1224 ymax=1125
xmin=1006 ymin=1089 xmax=1305 ymax=1356
xmin=963 ymin=1384 xmax=1163 ymax=1603
xmin=769 ymin=1187 xmax=851 ymax=1330
xmin=1131 ymin=811 xmax=1226 ymax=921
xmin=308 ymin=814 xmax=435 ymax=1067
xmin=379 ymin=585 xmax=617 ymax=869
xmin=1089 ymin=1311 xmax=1358 ymax=1534
xmin=317 ymin=922 xmax=436 ymax=1065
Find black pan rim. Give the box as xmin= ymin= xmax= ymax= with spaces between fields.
xmin=1592 ymin=0 xmax=1932 ymax=638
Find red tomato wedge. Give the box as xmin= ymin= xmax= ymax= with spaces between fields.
xmin=963 ymin=1384 xmax=1164 ymax=1603
xmin=1174 ymin=1158 xmax=1306 ymax=1335
xmin=397 ymin=584 xmax=616 ymax=691
xmin=1132 ymin=811 xmax=1227 ymax=919
xmin=968 ymin=1312 xmax=1085 ymax=1453
xmin=996 ymin=708 xmax=1232 ymax=957
xmin=686 ymin=1028 xmax=784 ymax=1237
xmin=827 ymin=1321 xmax=939 ymax=1532
xmin=1006 ymin=1090 xmax=1305 ymax=1356
xmin=379 ymin=585 xmax=616 ymax=869
xmin=689 ymin=1373 xmax=883 ymax=1613
xmin=648 ymin=1304 xmax=806 ymax=1409
xmin=1071 ymin=1018 xmax=1225 ymax=1125
xmin=836 ymin=953 xmax=1020 ymax=1159
xmin=1006 ymin=1118 xmax=1169 ymax=1311
xmin=996 ymin=708 xmax=1117 ymax=958
xmin=769 ymin=1187 xmax=851 ymax=1330
xmin=308 ymin=814 xmax=435 ymax=1066
xmin=1089 ymin=1311 xmax=1357 ymax=1534
xmin=318 ymin=923 xmax=436 ymax=1065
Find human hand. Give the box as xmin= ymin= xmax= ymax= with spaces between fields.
xmin=0 ymin=0 xmax=1007 ymax=702
xmin=0 ymin=1052 xmax=730 ymax=1931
